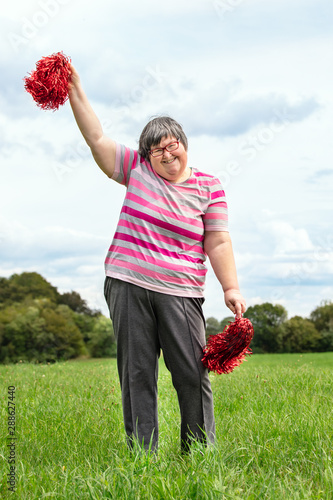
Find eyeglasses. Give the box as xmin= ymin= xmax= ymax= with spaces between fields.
xmin=149 ymin=140 xmax=180 ymax=158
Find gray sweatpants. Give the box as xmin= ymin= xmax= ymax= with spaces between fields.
xmin=104 ymin=277 xmax=215 ymax=452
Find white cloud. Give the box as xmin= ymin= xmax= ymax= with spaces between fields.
xmin=258 ymin=220 xmax=314 ymax=255
xmin=0 ymin=216 xmax=109 ymax=260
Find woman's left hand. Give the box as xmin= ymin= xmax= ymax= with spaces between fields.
xmin=224 ymin=289 xmax=246 ymax=318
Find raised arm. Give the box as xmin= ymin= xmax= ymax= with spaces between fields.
xmin=68 ymin=65 xmax=116 ymax=178
xmin=204 ymin=230 xmax=246 ymax=318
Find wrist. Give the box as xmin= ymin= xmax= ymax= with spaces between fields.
xmin=224 ymin=287 xmax=240 ymax=294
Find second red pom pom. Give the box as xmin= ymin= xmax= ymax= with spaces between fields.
xmin=202 ymin=317 xmax=254 ymax=374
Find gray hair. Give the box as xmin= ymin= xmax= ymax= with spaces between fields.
xmin=138 ymin=116 xmax=188 ymax=161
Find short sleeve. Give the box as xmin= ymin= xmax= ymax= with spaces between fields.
xmin=111 ymin=143 xmax=140 ymax=187
xmin=202 ymin=178 xmax=229 ymax=232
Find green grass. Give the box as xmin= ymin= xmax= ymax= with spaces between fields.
xmin=1 ymin=352 xmax=333 ymax=499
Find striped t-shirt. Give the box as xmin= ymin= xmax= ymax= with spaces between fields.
xmin=104 ymin=143 xmax=228 ymax=298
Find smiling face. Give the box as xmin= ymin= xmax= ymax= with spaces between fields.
xmin=149 ymin=136 xmax=190 ymax=183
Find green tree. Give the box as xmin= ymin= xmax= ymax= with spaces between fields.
xmin=58 ymin=291 xmax=100 ymax=316
xmin=205 ymin=317 xmax=220 ymax=338
xmin=0 ymin=271 xmax=117 ymax=362
xmin=73 ymin=313 xmax=97 ymax=343
xmin=280 ymin=316 xmax=322 ymax=353
xmin=316 ymin=329 xmax=333 ymax=351
xmin=86 ymin=316 xmax=116 ymax=358
xmin=0 ymin=277 xmax=11 ymax=305
xmin=0 ymin=272 xmax=60 ymax=307
xmin=0 ymin=300 xmax=86 ymax=363
xmin=244 ymin=303 xmax=288 ymax=353
xmin=40 ymin=303 xmax=87 ymax=361
xmin=220 ymin=316 xmax=235 ymax=331
xmin=0 ymin=304 xmax=46 ymax=362
xmin=309 ymin=300 xmax=333 ymax=352
xmin=310 ymin=300 xmax=333 ymax=332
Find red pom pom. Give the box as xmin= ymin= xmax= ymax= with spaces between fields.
xmin=202 ymin=317 xmax=254 ymax=374
xmin=24 ymin=52 xmax=71 ymax=111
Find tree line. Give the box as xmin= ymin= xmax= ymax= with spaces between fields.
xmin=0 ymin=272 xmax=116 ymax=363
xmin=1 ymin=272 xmax=332 ymax=363
xmin=206 ymin=302 xmax=333 ymax=353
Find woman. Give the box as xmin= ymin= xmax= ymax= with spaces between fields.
xmin=68 ymin=66 xmax=246 ymax=452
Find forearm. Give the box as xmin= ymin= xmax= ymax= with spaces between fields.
xmin=204 ymin=231 xmax=246 ymax=317
xmin=67 ymin=66 xmax=116 ymax=177
xmin=69 ymin=82 xmax=103 ymax=148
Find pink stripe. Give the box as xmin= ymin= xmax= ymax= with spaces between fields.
xmin=131 ymin=150 xmax=138 ymax=169
xmin=122 ymin=206 xmax=204 ymax=241
xmin=211 ymin=190 xmax=226 ymax=200
xmin=105 ymin=257 xmax=206 ymax=286
xmin=194 ymin=171 xmax=214 ymax=178
xmin=118 ymin=219 xmax=204 ymax=254
xmin=204 ymin=213 xmax=228 ymax=220
xmin=210 ymin=201 xmax=228 ymax=208
xmin=126 ymin=192 xmax=203 ymax=229
xmin=195 ymin=179 xmax=222 ymax=187
xmin=108 ymin=244 xmax=206 ymax=276
xmin=113 ymin=232 xmax=204 ymax=264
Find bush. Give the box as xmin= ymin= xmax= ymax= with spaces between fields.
xmin=280 ymin=316 xmax=322 ymax=353
xmin=0 ymin=272 xmax=116 ymax=363
xmin=0 ymin=300 xmax=87 ymax=363
xmin=85 ymin=315 xmax=116 ymax=358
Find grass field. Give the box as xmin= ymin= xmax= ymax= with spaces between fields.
xmin=1 ymin=352 xmax=333 ymax=499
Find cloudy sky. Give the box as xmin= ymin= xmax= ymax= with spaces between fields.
xmin=1 ymin=0 xmax=332 ymax=321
